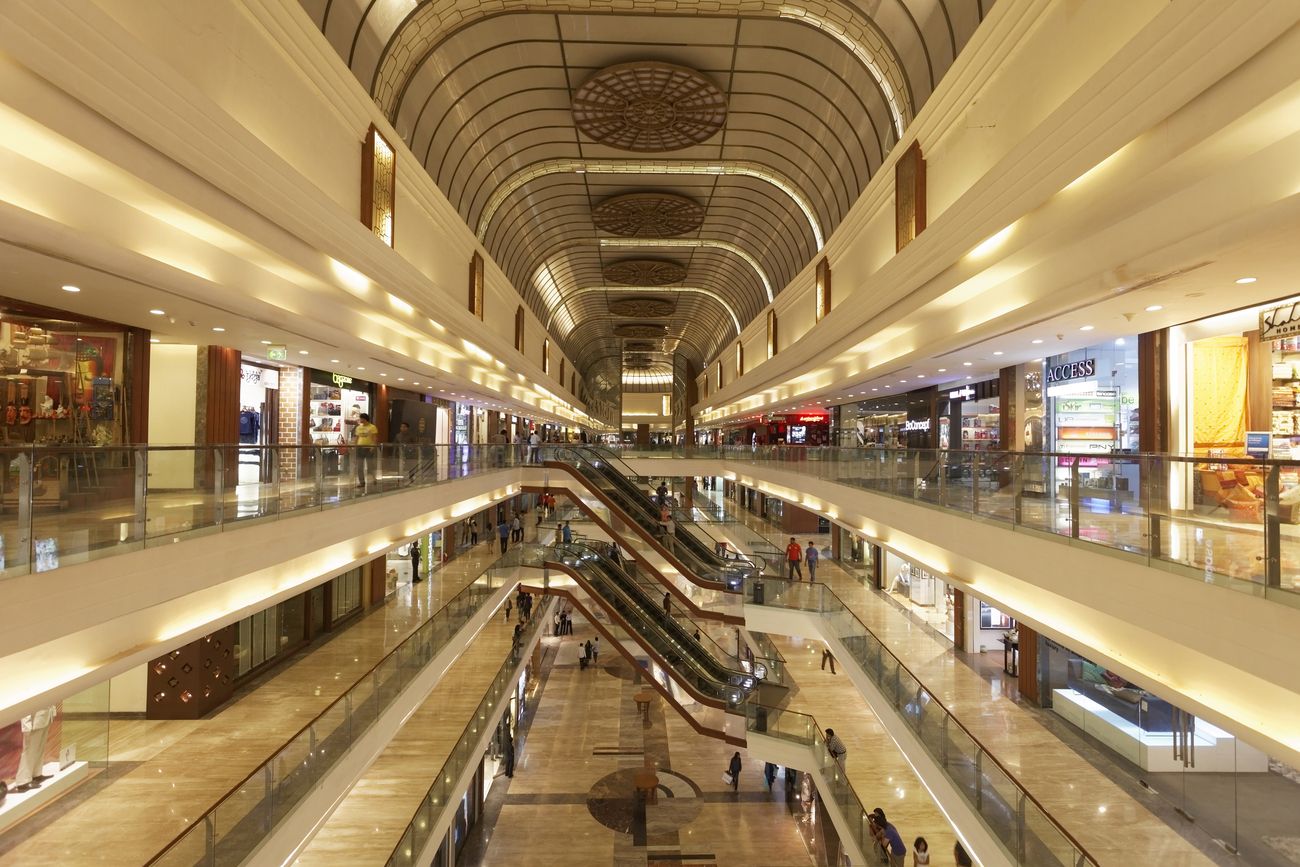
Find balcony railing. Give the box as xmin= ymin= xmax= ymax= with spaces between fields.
xmin=744 ymin=574 xmax=1097 ymax=867
xmin=606 ymin=444 xmax=1300 ymax=605
xmin=147 ymin=551 xmax=529 ymax=867
xmin=0 ymin=442 xmax=518 ymax=579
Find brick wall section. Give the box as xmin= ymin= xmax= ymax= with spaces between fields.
xmin=278 ymin=366 xmax=303 ymax=483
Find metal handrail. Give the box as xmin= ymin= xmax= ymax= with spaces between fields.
xmin=146 ymin=551 xmax=525 ymax=866
xmin=746 ymin=574 xmax=1098 ymax=866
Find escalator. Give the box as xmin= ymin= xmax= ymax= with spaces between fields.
xmin=546 ymin=540 xmax=757 ymax=703
xmin=547 ymin=446 xmax=756 ymax=591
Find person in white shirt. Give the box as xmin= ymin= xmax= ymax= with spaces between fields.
xmin=528 ymin=430 xmax=542 ymax=464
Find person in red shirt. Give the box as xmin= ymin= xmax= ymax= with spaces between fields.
xmin=786 ymin=537 xmax=803 ymax=581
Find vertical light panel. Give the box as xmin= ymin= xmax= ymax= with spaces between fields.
xmin=736 ymin=342 xmax=744 ymax=377
xmin=542 ymin=338 xmax=550 ymax=374
xmin=815 ymin=257 xmax=832 ymax=322
xmin=468 ymin=252 xmax=484 ymax=320
xmin=361 ymin=125 xmax=396 ymax=246
xmin=767 ymin=309 xmax=778 ymax=359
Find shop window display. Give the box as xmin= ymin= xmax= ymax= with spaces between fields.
xmin=884 ymin=552 xmax=955 ymax=642
xmin=0 ymin=307 xmax=129 ymax=446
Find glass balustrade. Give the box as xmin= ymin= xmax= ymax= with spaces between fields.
xmin=147 ymin=552 xmax=527 ymax=867
xmin=0 ymin=443 xmax=503 ymax=581
xmin=743 ymin=573 xmax=1098 ymax=867
xmin=594 ymin=444 xmax=1300 ymax=605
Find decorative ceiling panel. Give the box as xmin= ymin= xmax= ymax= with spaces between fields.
xmin=571 ymin=62 xmax=728 ymax=152
xmin=608 ymin=296 xmax=678 ymax=317
xmin=603 ymin=259 xmax=688 ymax=286
xmin=592 ymin=192 xmax=706 ymax=238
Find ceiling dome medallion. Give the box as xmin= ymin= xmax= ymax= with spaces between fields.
xmin=624 ymin=340 xmax=660 ymax=353
xmin=573 ymin=61 xmax=727 ymax=152
xmin=608 ymin=296 xmax=678 ymax=318
xmin=592 ymin=192 xmax=705 ymax=238
xmin=604 ymin=258 xmax=687 ymax=286
xmin=614 ymin=323 xmax=670 ymax=338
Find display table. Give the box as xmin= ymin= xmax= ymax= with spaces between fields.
xmin=1051 ymin=688 xmax=1268 ymax=773
xmin=1000 ymin=637 xmax=1018 ymax=676
xmin=0 ymin=760 xmax=89 ymax=833
xmin=633 ymin=769 xmax=659 ymax=804
xmin=633 ymin=689 xmax=655 ymax=720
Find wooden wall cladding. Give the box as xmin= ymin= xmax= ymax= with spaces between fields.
xmin=146 ymin=623 xmax=237 ymax=720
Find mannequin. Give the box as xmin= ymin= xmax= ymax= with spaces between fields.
xmin=15 ymin=706 xmax=56 ymax=791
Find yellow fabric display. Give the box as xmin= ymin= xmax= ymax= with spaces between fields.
xmin=1192 ymin=336 xmax=1248 ymax=452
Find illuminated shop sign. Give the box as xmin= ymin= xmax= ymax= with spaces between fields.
xmin=1045 ymin=359 xmax=1095 ymax=385
xmin=947 ymin=386 xmax=975 ymax=400
xmin=795 ymin=415 xmax=827 ymax=423
xmin=903 ymin=418 xmax=932 ymax=433
xmin=332 ymin=373 xmax=354 ymax=387
xmin=1261 ymin=302 xmax=1300 ymax=342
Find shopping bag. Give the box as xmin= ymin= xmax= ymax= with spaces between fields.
xmin=721 ymin=771 xmax=734 ymax=786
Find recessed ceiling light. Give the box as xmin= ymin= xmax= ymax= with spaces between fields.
xmin=899 ymin=379 xmax=908 ymax=383
xmin=357 ymin=366 xmax=366 ymax=371
xmin=397 ymin=377 xmax=405 ymax=382
xmin=962 ymin=362 xmax=972 ymax=367
xmin=211 ymin=327 xmax=225 ymax=332
xmin=329 ymin=358 xmax=340 ymax=363
xmin=149 ymin=338 xmax=160 ymax=344
xmin=260 ymin=340 xmax=273 ymax=345
xmin=966 ymin=375 xmax=973 ymax=379
xmin=937 ymin=368 xmax=947 ymax=373
xmin=1080 ymin=325 xmax=1094 ymax=331
xmin=993 ymin=351 xmax=1004 ymax=356
xmin=1031 ymin=338 xmax=1044 ymax=344
xmin=61 ymin=285 xmax=80 ymax=293
xmin=1236 ymin=277 xmax=1256 ymax=284
xmin=916 ymin=374 xmax=925 ymax=379
xmin=149 ymin=309 xmax=165 ymax=316
xmin=380 ymin=372 xmax=387 ymax=377
xmin=1145 ymin=304 xmax=1163 ymax=312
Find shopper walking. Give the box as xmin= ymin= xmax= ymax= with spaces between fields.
xmin=503 ymin=728 xmax=515 ymax=778
xmin=561 ymin=521 xmax=572 ymax=544
xmin=727 ymin=751 xmax=742 ymax=791
xmin=821 ymin=646 xmax=837 ymax=674
xmin=511 ymin=513 xmax=522 ymax=544
xmin=591 ymin=637 xmax=600 ymax=664
xmin=805 ymin=540 xmax=819 ymax=582
xmin=470 ymin=523 xmax=479 ymax=546
xmin=825 ymin=728 xmax=847 ymax=767
xmin=497 ymin=518 xmax=510 ymax=554
xmin=662 ymin=591 xmax=672 ymax=618
xmin=410 ymin=540 xmax=422 ymax=584
xmin=785 ymin=537 xmax=803 ymax=581
xmin=764 ymin=762 xmax=777 ymax=790
xmin=353 ymin=412 xmax=379 ymax=490
xmin=582 ymin=639 xmax=593 ymax=669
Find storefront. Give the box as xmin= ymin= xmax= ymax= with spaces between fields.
xmin=833 ymin=387 xmax=938 ymax=449
xmin=237 ymin=358 xmax=303 ymax=483
xmin=882 ymin=550 xmax=1014 ymax=651
xmin=1041 ymin=339 xmax=1141 ymax=505
xmin=937 ymin=378 xmax=1001 ymax=450
xmin=307 ymin=369 xmax=378 ymax=482
xmin=834 ymin=525 xmax=878 ymax=586
xmin=0 ymin=296 xmax=148 ymax=446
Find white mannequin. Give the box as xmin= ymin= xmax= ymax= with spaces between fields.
xmin=15 ymin=705 xmax=56 ymax=789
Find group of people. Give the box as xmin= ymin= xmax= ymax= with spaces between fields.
xmin=551 ymin=607 xmax=574 ymax=636
xmin=784 ymin=537 xmax=824 ymax=581
xmin=491 ymin=428 xmax=550 ymax=467
xmin=577 ymin=636 xmax=600 ymax=670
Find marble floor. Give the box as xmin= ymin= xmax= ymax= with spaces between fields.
xmin=720 ymin=499 xmax=1218 ymax=866
xmin=0 ymin=532 xmax=522 ymax=866
xmin=293 ymin=597 xmax=540 ymax=865
xmin=474 ymin=615 xmax=821 ymax=867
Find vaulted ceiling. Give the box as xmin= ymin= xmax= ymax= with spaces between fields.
xmin=300 ymin=0 xmax=992 ymax=392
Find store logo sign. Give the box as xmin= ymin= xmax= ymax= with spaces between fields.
xmin=1261 ymin=303 xmax=1300 ymax=342
xmin=796 ymin=415 xmax=826 ymax=423
xmin=903 ymin=418 xmax=931 ymax=433
xmin=1045 ymin=358 xmax=1096 ymax=384
xmin=332 ymin=373 xmax=353 ymax=387
xmin=947 ymin=386 xmax=975 ymax=400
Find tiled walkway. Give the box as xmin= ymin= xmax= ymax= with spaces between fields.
xmin=719 ymin=496 xmax=1215 ymax=866
xmin=0 ymin=533 xmax=521 ymax=866
xmin=293 ymin=598 xmax=530 ymax=865
xmin=472 ymin=613 xmax=819 ymax=867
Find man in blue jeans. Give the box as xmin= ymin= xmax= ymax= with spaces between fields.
xmin=805 ymin=540 xmax=819 ymax=582
xmin=785 ymin=537 xmax=803 ymax=581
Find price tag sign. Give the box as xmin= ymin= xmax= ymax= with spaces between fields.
xmin=266 ymin=344 xmax=288 ymax=361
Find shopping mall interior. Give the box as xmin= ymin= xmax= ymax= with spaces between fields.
xmin=0 ymin=1 xmax=1298 ymax=865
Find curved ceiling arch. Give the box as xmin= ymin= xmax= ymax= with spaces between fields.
xmin=302 ymin=0 xmax=993 ymax=390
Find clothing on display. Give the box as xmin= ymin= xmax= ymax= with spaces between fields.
xmin=238 ymin=408 xmax=262 ymax=443
xmin=13 ymin=706 xmax=56 ymax=790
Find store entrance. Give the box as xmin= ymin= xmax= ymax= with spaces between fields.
xmin=238 ymin=363 xmax=279 ymax=484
